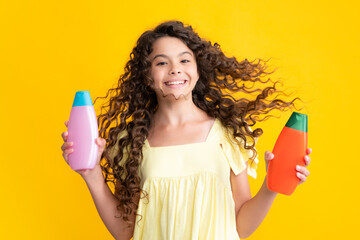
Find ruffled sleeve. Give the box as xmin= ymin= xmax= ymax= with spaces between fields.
xmin=220 ymin=126 xmax=259 ymax=179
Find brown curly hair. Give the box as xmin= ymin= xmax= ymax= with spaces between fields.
xmin=93 ymin=20 xmax=304 ymax=228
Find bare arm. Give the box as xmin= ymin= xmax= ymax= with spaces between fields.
xmin=83 ymin=165 xmax=136 ymax=240
xmin=235 ymin=175 xmax=277 ymax=239
xmin=61 ymin=121 xmax=136 ymax=240
xmin=232 ymin=149 xmax=312 ymax=239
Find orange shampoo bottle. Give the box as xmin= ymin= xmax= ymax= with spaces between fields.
xmin=266 ymin=112 xmax=308 ymax=195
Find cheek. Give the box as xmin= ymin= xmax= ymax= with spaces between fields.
xmin=192 ymin=69 xmax=200 ymax=83
xmin=149 ymin=68 xmax=158 ymax=84
xmin=192 ymin=64 xmax=199 ymax=79
xmin=149 ymin=72 xmax=163 ymax=89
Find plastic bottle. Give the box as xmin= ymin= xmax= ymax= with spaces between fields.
xmin=67 ymin=91 xmax=99 ymax=170
xmin=266 ymin=112 xmax=308 ymax=195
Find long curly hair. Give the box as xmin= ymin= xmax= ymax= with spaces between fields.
xmin=93 ymin=20 xmax=304 ymax=227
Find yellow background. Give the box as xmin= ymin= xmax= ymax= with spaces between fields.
xmin=1 ymin=0 xmax=358 ymax=239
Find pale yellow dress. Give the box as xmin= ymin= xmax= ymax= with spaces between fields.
xmin=112 ymin=118 xmax=259 ymax=240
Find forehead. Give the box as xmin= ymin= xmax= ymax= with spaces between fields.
xmin=150 ymin=37 xmax=193 ymax=56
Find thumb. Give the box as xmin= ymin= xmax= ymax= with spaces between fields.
xmin=264 ymin=151 xmax=274 ymax=173
xmin=96 ymin=138 xmax=106 ymax=152
xmin=265 ymin=151 xmax=274 ymax=161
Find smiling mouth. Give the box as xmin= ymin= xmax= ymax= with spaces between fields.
xmin=164 ymin=80 xmax=187 ymax=86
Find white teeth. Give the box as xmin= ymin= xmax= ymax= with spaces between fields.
xmin=165 ymin=80 xmax=186 ymax=86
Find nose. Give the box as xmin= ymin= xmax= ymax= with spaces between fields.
xmin=170 ymin=70 xmax=181 ymax=75
xmin=168 ymin=63 xmax=182 ymax=75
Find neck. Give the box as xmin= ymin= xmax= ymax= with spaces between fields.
xmin=153 ymin=93 xmax=205 ymax=126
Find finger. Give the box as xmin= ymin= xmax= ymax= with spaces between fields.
xmin=296 ymin=172 xmax=307 ymax=184
xmin=61 ymin=131 xmax=68 ymax=141
xmin=265 ymin=151 xmax=274 ymax=161
xmin=96 ymin=138 xmax=107 ymax=152
xmin=61 ymin=142 xmax=73 ymax=151
xmin=306 ymin=148 xmax=312 ymax=155
xmin=64 ymin=148 xmax=74 ymax=155
xmin=65 ymin=121 xmax=69 ymax=127
xmin=62 ymin=152 xmax=69 ymax=165
xmin=96 ymin=137 xmax=105 ymax=145
xmin=304 ymin=155 xmax=311 ymax=167
xmin=296 ymin=165 xmax=310 ymax=177
xmin=63 ymin=148 xmax=74 ymax=163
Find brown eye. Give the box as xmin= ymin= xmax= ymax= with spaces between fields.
xmin=156 ymin=62 xmax=166 ymax=66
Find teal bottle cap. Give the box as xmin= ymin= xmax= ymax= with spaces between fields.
xmin=72 ymin=91 xmax=93 ymax=107
xmin=285 ymin=112 xmax=308 ymax=132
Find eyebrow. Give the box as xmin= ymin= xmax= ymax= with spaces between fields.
xmin=152 ymin=51 xmax=193 ymax=61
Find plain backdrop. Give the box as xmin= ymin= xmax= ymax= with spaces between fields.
xmin=0 ymin=0 xmax=358 ymax=239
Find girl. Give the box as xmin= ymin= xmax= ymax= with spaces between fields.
xmin=61 ymin=21 xmax=311 ymax=240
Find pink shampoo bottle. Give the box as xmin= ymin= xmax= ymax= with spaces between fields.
xmin=67 ymin=91 xmax=99 ymax=170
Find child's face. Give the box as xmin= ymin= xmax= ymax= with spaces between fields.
xmin=148 ymin=36 xmax=199 ymax=100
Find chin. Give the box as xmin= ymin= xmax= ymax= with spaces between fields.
xmin=159 ymin=91 xmax=192 ymax=101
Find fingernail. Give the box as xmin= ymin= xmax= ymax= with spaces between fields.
xmin=296 ymin=165 xmax=301 ymax=171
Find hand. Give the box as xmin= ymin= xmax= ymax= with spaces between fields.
xmin=264 ymin=148 xmax=312 ymax=185
xmin=61 ymin=120 xmax=107 ymax=179
xmin=296 ymin=148 xmax=311 ymax=185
